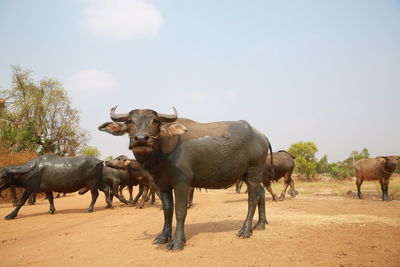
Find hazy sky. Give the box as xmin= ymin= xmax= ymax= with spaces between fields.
xmin=0 ymin=0 xmax=399 ymax=161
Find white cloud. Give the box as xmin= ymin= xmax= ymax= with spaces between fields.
xmin=65 ymin=69 xmax=118 ymax=93
xmin=82 ymin=0 xmax=163 ymax=38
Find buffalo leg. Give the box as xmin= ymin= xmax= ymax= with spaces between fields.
xmin=131 ymin=185 xmax=144 ymax=205
xmin=153 ymin=189 xmax=173 ymax=245
xmin=138 ymin=185 xmax=151 ymax=208
xmin=151 ymin=190 xmax=156 ymax=204
xmin=238 ymin=166 xmax=265 ymax=238
xmin=87 ymin=188 xmax=99 ymax=212
xmin=187 ymin=187 xmax=194 ymax=208
xmin=45 ymin=192 xmax=56 ymax=214
xmin=128 ymin=185 xmax=133 ymax=202
xmin=253 ymin=185 xmax=267 ymax=230
xmin=380 ymin=178 xmax=391 ymax=201
xmin=263 ymin=179 xmax=278 ymax=202
xmin=167 ymin=181 xmax=190 ymax=250
xmin=27 ymin=193 xmax=36 ymax=205
xmin=279 ymin=175 xmax=290 ymax=200
xmin=5 ymin=189 xmax=32 ymax=220
xmin=118 ymin=185 xmax=124 ymax=197
xmin=287 ymin=178 xmax=298 ymax=198
xmin=356 ymin=178 xmax=364 ymax=199
xmin=112 ymin=182 xmax=129 ymax=205
xmin=103 ymin=186 xmax=113 ymax=208
xmin=236 ymin=180 xmax=244 ymax=193
xmin=10 ymin=186 xmax=18 ymax=207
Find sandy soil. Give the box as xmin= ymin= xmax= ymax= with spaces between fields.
xmin=0 ymin=188 xmax=399 ymax=267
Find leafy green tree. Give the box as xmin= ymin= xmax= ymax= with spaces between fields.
xmin=343 ymin=148 xmax=369 ymax=166
xmin=81 ymin=146 xmax=100 ymax=157
xmin=0 ymin=66 xmax=89 ymax=154
xmin=316 ymin=154 xmax=329 ymax=174
xmin=288 ymin=141 xmax=318 ymax=179
xmin=327 ymin=162 xmax=354 ymax=179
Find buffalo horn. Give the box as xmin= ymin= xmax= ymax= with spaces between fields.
xmin=5 ymin=160 xmax=37 ymax=175
xmin=157 ymin=107 xmax=178 ymax=122
xmin=110 ymin=106 xmax=130 ymax=122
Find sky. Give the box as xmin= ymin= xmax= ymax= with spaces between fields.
xmin=0 ymin=0 xmax=399 ymax=162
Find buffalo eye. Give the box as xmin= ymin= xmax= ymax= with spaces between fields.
xmin=152 ymin=118 xmax=159 ymax=124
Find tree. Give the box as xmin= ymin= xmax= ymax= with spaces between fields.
xmin=343 ymin=148 xmax=369 ymax=166
xmin=81 ymin=146 xmax=100 ymax=157
xmin=316 ymin=154 xmax=329 ymax=174
xmin=0 ymin=66 xmax=89 ymax=154
xmin=288 ymin=141 xmax=318 ymax=178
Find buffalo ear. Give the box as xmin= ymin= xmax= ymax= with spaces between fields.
xmin=98 ymin=122 xmax=128 ymax=136
xmin=159 ymin=123 xmax=187 ymax=137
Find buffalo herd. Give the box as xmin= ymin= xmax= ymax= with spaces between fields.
xmin=0 ymin=106 xmax=399 ymax=251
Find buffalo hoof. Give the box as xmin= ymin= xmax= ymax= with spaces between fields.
xmin=86 ymin=208 xmax=94 ymax=213
xmin=253 ymin=220 xmax=266 ymax=231
xmin=237 ymin=227 xmax=252 ymax=238
xmin=105 ymin=204 xmax=113 ymax=209
xmin=4 ymin=213 xmax=17 ymax=220
xmin=383 ymin=195 xmax=391 ymax=201
xmin=48 ymin=209 xmax=56 ymax=214
xmin=153 ymin=234 xmax=170 ymax=244
xmin=167 ymin=238 xmax=185 ymax=251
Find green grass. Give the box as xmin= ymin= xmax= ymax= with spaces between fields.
xmin=269 ymin=174 xmax=400 ymax=201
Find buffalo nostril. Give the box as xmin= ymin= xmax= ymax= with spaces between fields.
xmin=144 ymin=136 xmax=150 ymax=141
xmin=134 ymin=136 xmax=139 ymax=141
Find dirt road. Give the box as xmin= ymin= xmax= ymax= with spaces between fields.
xmin=1 ymin=188 xmax=399 ymax=267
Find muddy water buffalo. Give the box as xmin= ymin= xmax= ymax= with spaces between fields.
xmin=104 ymin=155 xmax=160 ymax=208
xmin=99 ymin=106 xmax=272 ymax=250
xmin=237 ymin=150 xmax=296 ymax=201
xmin=355 ymin=156 xmax=400 ymax=201
xmin=0 ymin=155 xmax=106 ymax=219
xmin=263 ymin=150 xmax=297 ymax=201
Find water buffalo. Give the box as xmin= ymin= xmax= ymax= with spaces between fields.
xmin=99 ymin=106 xmax=272 ymax=250
xmin=0 ymin=154 xmax=107 ymax=219
xmin=236 ymin=150 xmax=296 ymax=201
xmin=263 ymin=150 xmax=297 ymax=201
xmin=354 ymin=156 xmax=400 ymax=201
xmin=104 ymin=155 xmax=160 ymax=208
xmin=105 ymin=155 xmax=159 ymax=208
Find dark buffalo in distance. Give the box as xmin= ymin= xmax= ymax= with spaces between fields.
xmin=99 ymin=106 xmax=272 ymax=250
xmin=0 ymin=155 xmax=107 ymax=219
xmin=236 ymin=150 xmax=297 ymax=201
xmin=355 ymin=156 xmax=400 ymax=201
xmin=104 ymin=155 xmax=160 ymax=208
xmin=263 ymin=150 xmax=297 ymax=201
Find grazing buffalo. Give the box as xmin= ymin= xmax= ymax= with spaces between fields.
xmin=99 ymin=106 xmax=272 ymax=250
xmin=0 ymin=155 xmax=107 ymax=219
xmin=237 ymin=150 xmax=296 ymax=201
xmin=104 ymin=155 xmax=160 ymax=208
xmin=354 ymin=156 xmax=400 ymax=201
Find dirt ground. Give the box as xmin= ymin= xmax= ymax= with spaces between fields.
xmin=0 ymin=187 xmax=399 ymax=267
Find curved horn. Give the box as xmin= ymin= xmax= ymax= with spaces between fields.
xmin=157 ymin=107 xmax=178 ymax=122
xmin=5 ymin=160 xmax=37 ymax=175
xmin=110 ymin=106 xmax=130 ymax=122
